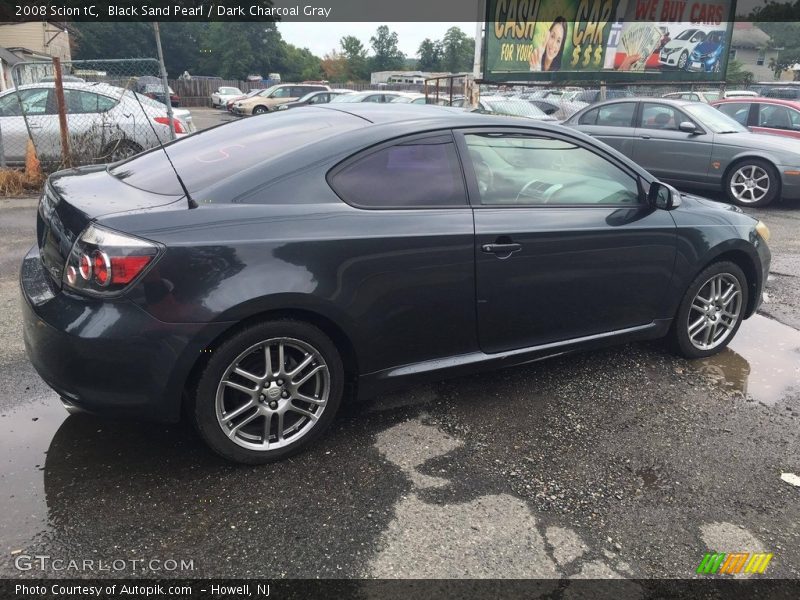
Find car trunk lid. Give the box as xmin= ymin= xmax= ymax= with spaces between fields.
xmin=38 ymin=166 xmax=184 ymax=288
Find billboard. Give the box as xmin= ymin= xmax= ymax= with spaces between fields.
xmin=483 ymin=0 xmax=737 ymax=83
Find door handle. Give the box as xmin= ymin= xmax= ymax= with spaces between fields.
xmin=481 ymin=242 xmax=522 ymax=255
xmin=639 ymin=134 xmax=651 ymax=139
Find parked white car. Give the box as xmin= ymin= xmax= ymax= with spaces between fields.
xmin=211 ymin=86 xmax=243 ymax=109
xmin=0 ymin=82 xmax=193 ymax=166
xmin=659 ymin=28 xmax=707 ymax=70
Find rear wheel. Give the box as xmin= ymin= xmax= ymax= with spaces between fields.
xmin=668 ymin=261 xmax=748 ymax=359
xmin=724 ymin=158 xmax=779 ymax=207
xmin=192 ymin=320 xmax=343 ymax=464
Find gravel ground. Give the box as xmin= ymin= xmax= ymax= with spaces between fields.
xmin=0 ymin=144 xmax=798 ymax=581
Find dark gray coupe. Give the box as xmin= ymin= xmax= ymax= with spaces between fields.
xmin=21 ymin=104 xmax=770 ymax=463
xmin=564 ymin=97 xmax=800 ymax=207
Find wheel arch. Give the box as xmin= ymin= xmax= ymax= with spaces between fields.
xmin=181 ymin=306 xmax=361 ymax=416
xmin=722 ymin=154 xmax=780 ymax=185
xmin=700 ymin=245 xmax=761 ymax=318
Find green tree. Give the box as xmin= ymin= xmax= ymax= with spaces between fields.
xmin=369 ymin=25 xmax=406 ymax=72
xmin=417 ymin=38 xmax=442 ymax=71
xmin=340 ymin=35 xmax=369 ymax=81
xmin=725 ymin=59 xmax=754 ymax=86
xmin=440 ymin=27 xmax=475 ymax=73
xmin=283 ymin=44 xmax=323 ymax=81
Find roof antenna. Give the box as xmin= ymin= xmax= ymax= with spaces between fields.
xmin=128 ymin=82 xmax=198 ymax=209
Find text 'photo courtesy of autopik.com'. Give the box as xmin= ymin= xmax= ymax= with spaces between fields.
xmin=1 ymin=0 xmax=800 ymax=598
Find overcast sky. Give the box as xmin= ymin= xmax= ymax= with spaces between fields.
xmin=278 ymin=22 xmax=477 ymax=58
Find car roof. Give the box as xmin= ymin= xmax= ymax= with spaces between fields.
xmin=8 ymin=81 xmax=132 ymax=97
xmin=585 ymin=97 xmax=697 ymax=108
xmin=713 ymin=97 xmax=800 ymax=108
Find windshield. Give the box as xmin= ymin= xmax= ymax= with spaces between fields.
xmin=391 ymin=96 xmax=415 ymax=103
xmin=684 ymin=103 xmax=747 ymax=133
xmin=676 ymin=29 xmax=697 ymax=41
xmin=219 ymin=87 xmax=241 ymax=95
xmin=484 ymin=100 xmax=547 ymax=118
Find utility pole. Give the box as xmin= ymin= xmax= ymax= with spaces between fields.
xmin=153 ymin=22 xmax=176 ymax=140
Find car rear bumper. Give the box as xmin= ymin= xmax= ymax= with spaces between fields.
xmin=20 ymin=245 xmax=230 ymax=423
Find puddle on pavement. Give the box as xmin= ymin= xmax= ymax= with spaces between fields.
xmin=0 ymin=396 xmax=66 ymax=552
xmin=690 ymin=314 xmax=800 ymax=406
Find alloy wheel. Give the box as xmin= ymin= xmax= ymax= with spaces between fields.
xmin=215 ymin=337 xmax=330 ymax=451
xmin=678 ymin=52 xmax=687 ymax=69
xmin=730 ymin=165 xmax=770 ymax=204
xmin=686 ymin=273 xmax=742 ymax=351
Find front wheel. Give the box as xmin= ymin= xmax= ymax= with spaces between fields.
xmin=192 ymin=320 xmax=344 ymax=464
xmin=677 ymin=51 xmax=688 ymax=70
xmin=724 ymin=159 xmax=779 ymax=207
xmin=668 ymin=261 xmax=748 ymax=359
xmin=252 ymin=105 xmax=268 ymax=115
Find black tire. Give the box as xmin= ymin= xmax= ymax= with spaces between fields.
xmin=678 ymin=51 xmax=688 ymax=70
xmin=724 ymin=158 xmax=779 ymax=207
xmin=668 ymin=261 xmax=749 ymax=359
xmin=252 ymin=105 xmax=268 ymax=115
xmin=192 ymin=320 xmax=344 ymax=464
xmin=103 ymin=140 xmax=143 ymax=162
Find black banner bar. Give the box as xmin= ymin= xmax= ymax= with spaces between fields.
xmin=2 ymin=579 xmax=800 ymax=600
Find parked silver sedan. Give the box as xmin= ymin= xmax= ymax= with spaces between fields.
xmin=0 ymin=82 xmax=194 ymax=166
xmin=564 ymin=97 xmax=800 ymax=206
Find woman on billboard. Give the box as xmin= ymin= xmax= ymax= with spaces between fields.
xmin=529 ymin=17 xmax=567 ymax=72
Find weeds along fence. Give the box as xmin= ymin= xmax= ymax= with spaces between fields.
xmin=3 ymin=58 xmax=177 ymax=173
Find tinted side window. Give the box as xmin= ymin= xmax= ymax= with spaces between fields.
xmin=595 ymin=103 xmax=635 ymax=127
xmin=64 ymin=90 xmax=117 ymax=113
xmin=639 ymin=103 xmax=682 ymax=130
xmin=716 ymin=102 xmax=750 ymax=126
xmin=758 ymin=104 xmax=800 ymax=130
xmin=330 ymin=136 xmax=466 ymax=208
xmin=0 ymin=89 xmax=50 ymax=116
xmin=465 ymin=133 xmax=639 ymax=206
xmin=578 ymin=107 xmax=599 ymax=125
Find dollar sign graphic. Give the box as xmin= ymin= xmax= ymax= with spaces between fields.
xmin=583 ymin=46 xmax=592 ymax=67
xmin=594 ymin=46 xmax=603 ymax=65
xmin=571 ymin=46 xmax=581 ymax=67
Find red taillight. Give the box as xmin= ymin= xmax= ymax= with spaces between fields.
xmin=154 ymin=117 xmax=186 ymax=134
xmin=63 ymin=224 xmax=161 ymax=297
xmin=110 ymin=256 xmax=152 ymax=284
xmin=93 ymin=251 xmax=110 ymax=286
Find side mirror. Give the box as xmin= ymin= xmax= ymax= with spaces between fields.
xmin=649 ymin=182 xmax=681 ymax=210
xmin=679 ymin=121 xmax=700 ymax=134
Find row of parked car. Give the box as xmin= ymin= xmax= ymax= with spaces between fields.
xmin=210 ymin=81 xmax=800 ymax=208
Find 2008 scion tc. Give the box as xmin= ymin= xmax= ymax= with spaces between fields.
xmin=21 ymin=105 xmax=771 ymax=464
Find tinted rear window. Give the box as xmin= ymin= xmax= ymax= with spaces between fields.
xmin=110 ymin=109 xmax=364 ymax=196
xmin=329 ymin=135 xmax=466 ymax=208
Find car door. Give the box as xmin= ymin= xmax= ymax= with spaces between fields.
xmin=458 ymin=128 xmax=677 ymax=353
xmin=632 ymin=102 xmax=713 ymax=184
xmin=572 ymin=101 xmax=638 ymax=157
xmin=3 ymin=88 xmax=58 ymax=164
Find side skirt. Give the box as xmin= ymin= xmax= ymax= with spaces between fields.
xmin=357 ymin=319 xmax=672 ymax=399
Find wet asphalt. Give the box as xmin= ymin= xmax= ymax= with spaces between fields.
xmin=0 ymin=111 xmax=798 ymax=581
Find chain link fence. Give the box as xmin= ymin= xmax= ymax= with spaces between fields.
xmin=2 ymin=58 xmax=193 ymax=172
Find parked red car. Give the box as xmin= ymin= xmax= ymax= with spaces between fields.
xmin=712 ymin=97 xmax=800 ymax=139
